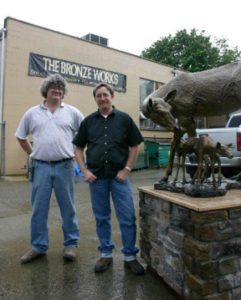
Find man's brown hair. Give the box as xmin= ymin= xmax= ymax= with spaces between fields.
xmin=93 ymin=83 xmax=114 ymax=97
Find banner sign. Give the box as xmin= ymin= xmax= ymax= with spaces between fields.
xmin=28 ymin=52 xmax=126 ymax=93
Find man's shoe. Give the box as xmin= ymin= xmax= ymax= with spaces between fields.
xmin=63 ymin=247 xmax=77 ymax=261
xmin=94 ymin=257 xmax=113 ymax=273
xmin=20 ymin=249 xmax=45 ymax=264
xmin=124 ymin=259 xmax=145 ymax=275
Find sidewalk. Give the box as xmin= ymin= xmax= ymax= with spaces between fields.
xmin=0 ymin=169 xmax=179 ymax=299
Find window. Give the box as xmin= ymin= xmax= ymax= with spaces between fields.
xmin=228 ymin=115 xmax=241 ymax=128
xmin=195 ymin=117 xmax=204 ymax=129
xmin=139 ymin=78 xmax=166 ymax=130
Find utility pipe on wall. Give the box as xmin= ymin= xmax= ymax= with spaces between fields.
xmin=0 ymin=28 xmax=7 ymax=175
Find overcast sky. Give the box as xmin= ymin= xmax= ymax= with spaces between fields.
xmin=1 ymin=0 xmax=241 ymax=56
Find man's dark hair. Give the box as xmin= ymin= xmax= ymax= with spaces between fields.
xmin=93 ymin=83 xmax=114 ymax=97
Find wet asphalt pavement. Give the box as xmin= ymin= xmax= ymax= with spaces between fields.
xmin=0 ymin=168 xmax=179 ymax=300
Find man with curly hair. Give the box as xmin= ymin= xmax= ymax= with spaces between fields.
xmin=15 ymin=74 xmax=84 ymax=264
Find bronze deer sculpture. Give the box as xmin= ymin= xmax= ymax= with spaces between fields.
xmin=142 ymin=62 xmax=241 ymax=181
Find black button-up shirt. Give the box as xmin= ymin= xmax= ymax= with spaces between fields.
xmin=73 ymin=107 xmax=143 ymax=178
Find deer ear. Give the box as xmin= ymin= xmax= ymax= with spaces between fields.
xmin=164 ymin=90 xmax=176 ymax=103
xmin=216 ymin=142 xmax=221 ymax=149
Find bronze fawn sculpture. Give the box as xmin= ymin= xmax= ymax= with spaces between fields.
xmin=173 ymin=135 xmax=199 ymax=183
xmin=142 ymin=62 xmax=241 ymax=181
xmin=173 ymin=134 xmax=232 ymax=185
xmin=193 ymin=136 xmax=233 ymax=185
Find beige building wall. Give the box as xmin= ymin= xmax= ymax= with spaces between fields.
xmin=1 ymin=18 xmax=175 ymax=175
xmin=207 ymin=115 xmax=227 ymax=128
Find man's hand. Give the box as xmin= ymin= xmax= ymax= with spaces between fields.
xmin=115 ymin=168 xmax=129 ymax=182
xmin=83 ymin=169 xmax=97 ymax=183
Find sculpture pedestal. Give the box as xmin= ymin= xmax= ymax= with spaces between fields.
xmin=139 ymin=187 xmax=241 ymax=299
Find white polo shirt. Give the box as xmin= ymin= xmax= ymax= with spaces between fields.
xmin=15 ymin=101 xmax=84 ymax=161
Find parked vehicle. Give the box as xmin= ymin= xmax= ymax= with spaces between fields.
xmin=185 ymin=112 xmax=241 ymax=178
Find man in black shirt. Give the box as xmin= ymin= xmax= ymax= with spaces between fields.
xmin=73 ymin=83 xmax=145 ymax=275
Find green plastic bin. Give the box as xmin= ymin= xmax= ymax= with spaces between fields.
xmin=144 ymin=141 xmax=170 ymax=166
xmin=132 ymin=152 xmax=149 ymax=170
xmin=158 ymin=144 xmax=170 ymax=165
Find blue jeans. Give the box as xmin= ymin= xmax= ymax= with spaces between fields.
xmin=30 ymin=159 xmax=79 ymax=253
xmin=89 ymin=178 xmax=139 ymax=259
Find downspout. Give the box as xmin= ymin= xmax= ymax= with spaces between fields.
xmin=0 ymin=28 xmax=7 ymax=176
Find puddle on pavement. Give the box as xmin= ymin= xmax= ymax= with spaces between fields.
xmin=0 ymin=169 xmax=179 ymax=299
xmin=1 ymin=237 xmax=179 ymax=299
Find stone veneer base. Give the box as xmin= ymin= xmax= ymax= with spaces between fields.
xmin=139 ymin=186 xmax=241 ymax=299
